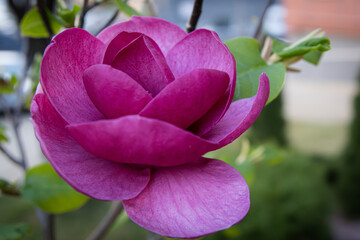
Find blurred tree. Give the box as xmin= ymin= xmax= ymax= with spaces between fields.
xmin=251 ymin=92 xmax=287 ymax=146
xmin=337 ymin=67 xmax=360 ymax=218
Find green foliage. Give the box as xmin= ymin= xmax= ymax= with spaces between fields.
xmin=225 ymin=37 xmax=286 ymax=104
xmin=0 ymin=178 xmax=20 ymax=196
xmin=57 ymin=5 xmax=81 ymax=27
xmin=0 ymin=75 xmax=18 ymax=94
xmin=0 ymin=124 xmax=8 ymax=142
xmin=25 ymin=54 xmax=42 ymax=109
xmin=275 ymin=38 xmax=330 ymax=59
xmin=20 ymin=7 xmax=62 ymax=38
xmin=0 ymin=223 xmax=31 ymax=240
xmin=21 ymin=163 xmax=88 ymax=214
xmin=206 ymin=143 xmax=332 ymax=240
xmin=337 ymin=67 xmax=360 ymax=218
xmin=113 ymin=0 xmax=141 ymax=16
xmin=271 ymin=29 xmax=330 ymax=66
xmin=251 ymin=93 xmax=287 ymax=146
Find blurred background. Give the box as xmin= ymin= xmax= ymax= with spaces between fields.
xmin=0 ymin=0 xmax=360 ymax=239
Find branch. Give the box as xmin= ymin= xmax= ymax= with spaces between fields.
xmin=95 ymin=10 xmax=119 ymax=35
xmin=87 ymin=202 xmax=123 ymax=240
xmin=253 ymin=0 xmax=275 ymax=40
xmin=186 ymin=0 xmax=203 ymax=33
xmin=79 ymin=0 xmax=89 ymax=28
xmin=0 ymin=145 xmax=22 ymax=167
xmin=36 ymin=209 xmax=55 ymax=240
xmin=36 ymin=0 xmax=53 ymax=36
xmin=0 ymin=179 xmax=21 ymax=196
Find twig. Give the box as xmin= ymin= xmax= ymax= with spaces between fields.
xmin=95 ymin=10 xmax=119 ymax=36
xmin=36 ymin=0 xmax=53 ymax=36
xmin=253 ymin=0 xmax=275 ymax=41
xmin=147 ymin=231 xmax=163 ymax=240
xmin=0 ymin=145 xmax=22 ymax=167
xmin=36 ymin=209 xmax=56 ymax=240
xmin=261 ymin=36 xmax=273 ymax=62
xmin=186 ymin=0 xmax=203 ymax=33
xmin=0 ymin=179 xmax=21 ymax=196
xmin=79 ymin=0 xmax=89 ymax=28
xmin=87 ymin=202 xmax=124 ymax=240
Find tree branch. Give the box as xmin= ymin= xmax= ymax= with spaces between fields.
xmin=186 ymin=0 xmax=203 ymax=33
xmin=0 ymin=145 xmax=22 ymax=167
xmin=79 ymin=0 xmax=89 ymax=28
xmin=36 ymin=209 xmax=55 ymax=240
xmin=36 ymin=0 xmax=53 ymax=36
xmin=253 ymin=0 xmax=275 ymax=41
xmin=87 ymin=202 xmax=124 ymax=240
xmin=95 ymin=10 xmax=119 ymax=35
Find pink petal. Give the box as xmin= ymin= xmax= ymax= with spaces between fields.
xmin=123 ymin=158 xmax=250 ymax=238
xmin=140 ymin=69 xmax=229 ymax=129
xmin=202 ymin=73 xmax=270 ymax=147
xmin=40 ymin=28 xmax=105 ymax=124
xmin=166 ymin=29 xmax=236 ymax=135
xmin=102 ymin=31 xmax=142 ymax=64
xmin=83 ymin=64 xmax=152 ymax=119
xmin=111 ymin=34 xmax=174 ymax=96
xmin=66 ymin=116 xmax=217 ymax=167
xmin=31 ymin=93 xmax=151 ymax=201
xmin=97 ymin=16 xmax=187 ymax=56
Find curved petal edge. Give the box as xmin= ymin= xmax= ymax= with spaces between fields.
xmin=31 ymin=93 xmax=151 ymax=201
xmin=123 ymin=158 xmax=250 ymax=238
xmin=203 ymin=73 xmax=270 ymax=147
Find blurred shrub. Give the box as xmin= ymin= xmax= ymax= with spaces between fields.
xmin=337 ymin=67 xmax=360 ymax=218
xmin=206 ymin=144 xmax=332 ymax=240
xmin=251 ymin=93 xmax=287 ymax=147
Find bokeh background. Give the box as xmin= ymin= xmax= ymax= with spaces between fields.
xmin=1 ymin=0 xmax=360 ymax=239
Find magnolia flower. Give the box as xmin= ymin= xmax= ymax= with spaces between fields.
xmin=31 ymin=16 xmax=269 ymax=238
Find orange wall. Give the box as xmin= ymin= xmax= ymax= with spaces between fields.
xmin=283 ymin=0 xmax=360 ymax=37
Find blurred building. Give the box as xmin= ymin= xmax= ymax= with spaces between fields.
xmin=283 ymin=0 xmax=360 ymax=37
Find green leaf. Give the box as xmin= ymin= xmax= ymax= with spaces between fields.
xmin=276 ymin=37 xmax=330 ymax=59
xmin=21 ymin=163 xmax=88 ymax=214
xmin=114 ymin=0 xmax=141 ymax=17
xmin=0 ymin=223 xmax=31 ymax=240
xmin=225 ymin=37 xmax=286 ymax=103
xmin=0 ymin=124 xmax=8 ymax=142
xmin=0 ymin=75 xmax=18 ymax=94
xmin=303 ymin=50 xmax=323 ymax=65
xmin=57 ymin=5 xmax=81 ymax=27
xmin=272 ymin=38 xmax=289 ymax=53
xmin=20 ymin=7 xmax=63 ymax=38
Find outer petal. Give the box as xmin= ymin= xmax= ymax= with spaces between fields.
xmin=112 ymin=35 xmax=174 ymax=96
xmin=97 ymin=16 xmax=187 ymax=56
xmin=123 ymin=158 xmax=250 ymax=238
xmin=40 ymin=28 xmax=105 ymax=124
xmin=140 ymin=69 xmax=229 ymax=129
xmin=66 ymin=116 xmax=217 ymax=167
xmin=166 ymin=29 xmax=236 ymax=135
xmin=83 ymin=64 xmax=152 ymax=119
xmin=202 ymin=73 xmax=270 ymax=147
xmin=31 ymin=93 xmax=151 ymax=201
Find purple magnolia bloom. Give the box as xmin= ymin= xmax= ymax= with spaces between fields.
xmin=31 ymin=16 xmax=269 ymax=238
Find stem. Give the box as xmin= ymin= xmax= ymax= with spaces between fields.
xmin=186 ymin=0 xmax=203 ymax=33
xmin=253 ymin=0 xmax=275 ymax=41
xmin=0 ymin=145 xmax=22 ymax=167
xmin=261 ymin=36 xmax=273 ymax=62
xmin=147 ymin=231 xmax=163 ymax=240
xmin=87 ymin=202 xmax=123 ymax=240
xmin=36 ymin=209 xmax=55 ymax=240
xmin=79 ymin=0 xmax=89 ymax=28
xmin=36 ymin=0 xmax=53 ymax=36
